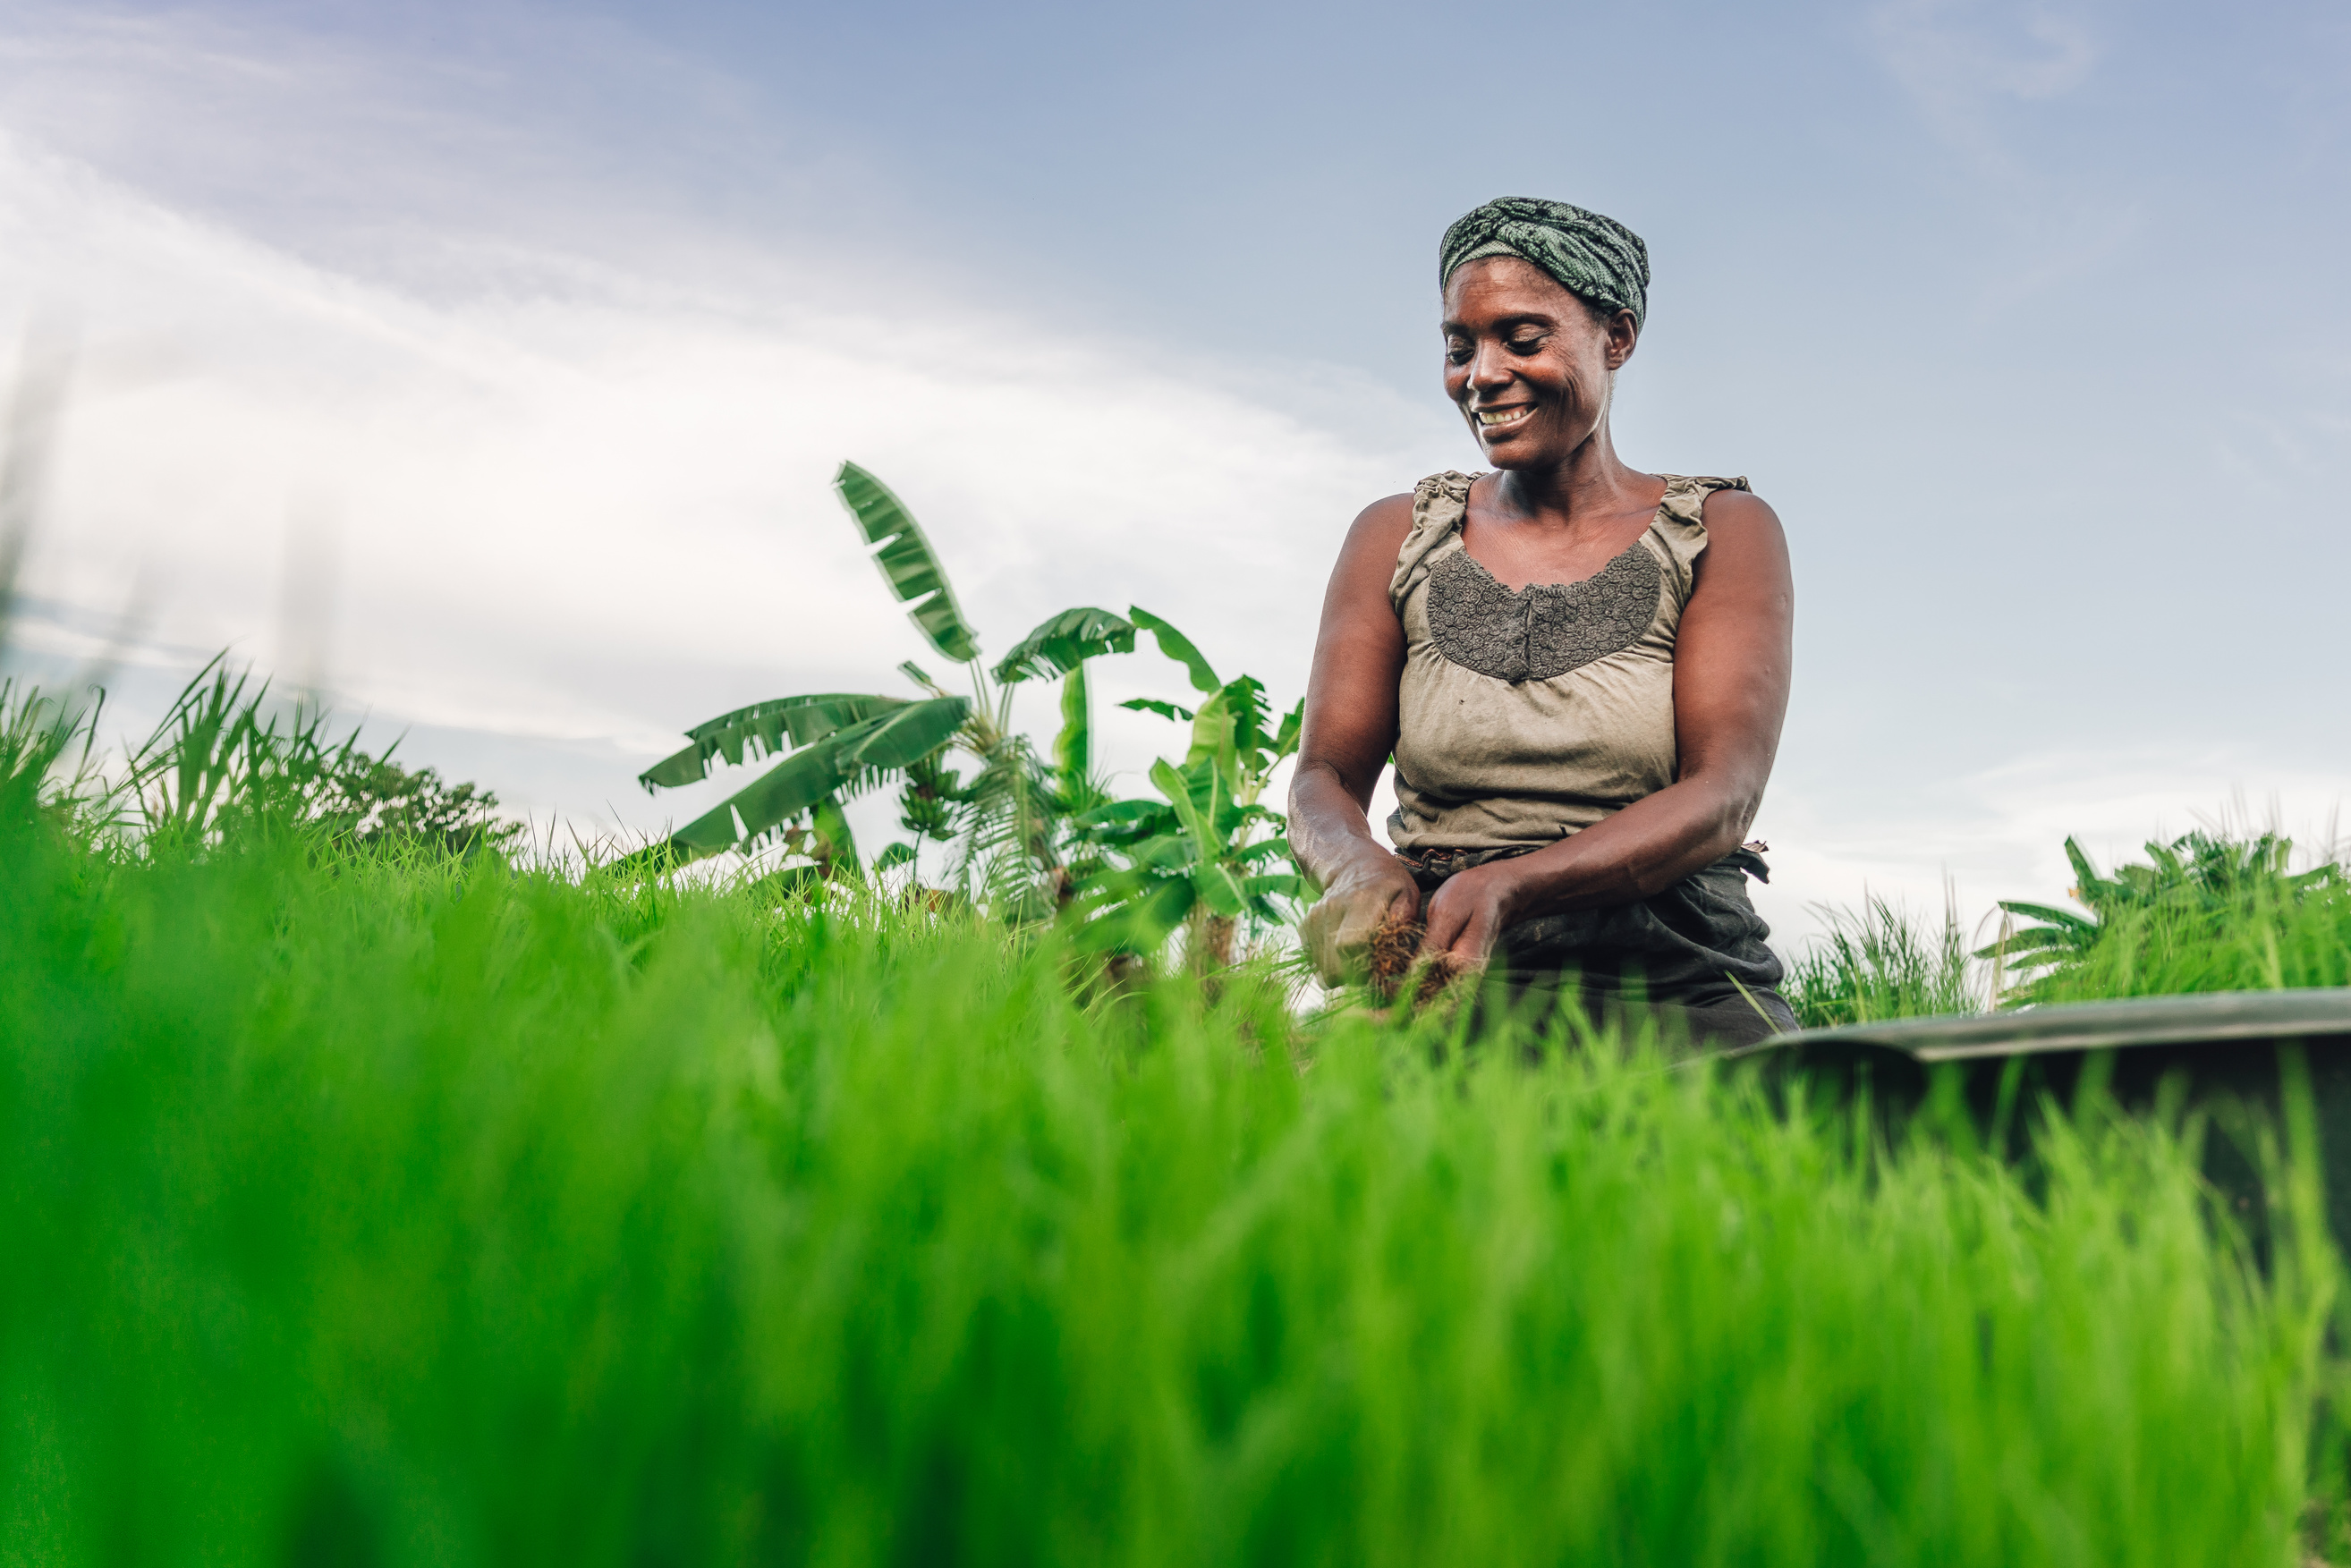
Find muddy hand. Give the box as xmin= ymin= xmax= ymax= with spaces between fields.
xmin=1300 ymin=855 xmax=1420 ymax=986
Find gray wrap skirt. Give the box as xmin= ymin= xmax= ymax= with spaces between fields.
xmin=1399 ymin=843 xmax=1797 ymax=1048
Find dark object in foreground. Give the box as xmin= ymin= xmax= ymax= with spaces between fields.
xmin=1736 ymin=989 xmax=2351 ymax=1257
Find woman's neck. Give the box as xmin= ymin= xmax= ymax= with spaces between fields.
xmin=1488 ymin=420 xmax=1651 ymax=527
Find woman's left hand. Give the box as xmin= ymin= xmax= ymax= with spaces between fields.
xmin=1420 ymin=863 xmax=1522 ymax=969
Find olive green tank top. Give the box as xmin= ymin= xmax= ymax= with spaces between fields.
xmin=1386 ymin=469 xmax=1750 ymax=852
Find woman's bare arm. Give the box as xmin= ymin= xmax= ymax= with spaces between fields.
xmin=1417 ymin=488 xmax=1795 ymax=963
xmin=1286 ymin=494 xmax=1423 ymax=979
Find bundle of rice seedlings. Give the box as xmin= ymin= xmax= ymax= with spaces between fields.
xmin=1367 ymin=910 xmax=1474 ymax=1007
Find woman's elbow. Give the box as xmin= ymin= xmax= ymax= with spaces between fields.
xmin=1293 ymin=749 xmax=1379 ymax=812
xmin=1696 ymin=762 xmax=1767 ymax=838
xmin=1638 ymin=770 xmax=1765 ymax=894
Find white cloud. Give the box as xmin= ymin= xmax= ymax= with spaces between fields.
xmin=0 ymin=122 xmax=1448 ymax=844
xmin=1871 ymin=0 xmax=2102 ymax=168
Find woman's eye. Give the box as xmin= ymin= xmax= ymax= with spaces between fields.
xmin=1507 ymin=335 xmax=1545 ymax=354
xmin=1446 ymin=343 xmax=1472 ymax=365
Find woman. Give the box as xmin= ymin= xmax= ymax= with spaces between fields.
xmin=1288 ymin=197 xmax=1796 ymax=1046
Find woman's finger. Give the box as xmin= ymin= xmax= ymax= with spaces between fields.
xmin=1336 ymin=887 xmax=1393 ymax=951
xmin=1302 ymin=895 xmax=1357 ymax=981
xmin=1449 ymin=905 xmax=1499 ymax=964
xmin=1431 ymin=882 xmax=1504 ymax=964
xmin=1420 ymin=888 xmax=1468 ymax=955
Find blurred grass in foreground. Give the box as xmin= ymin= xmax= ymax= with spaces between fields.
xmin=4 ymin=791 xmax=2342 ymax=1564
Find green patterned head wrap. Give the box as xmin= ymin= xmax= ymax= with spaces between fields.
xmin=1439 ymin=197 xmax=1650 ymax=328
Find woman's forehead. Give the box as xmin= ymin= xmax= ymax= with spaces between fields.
xmin=1442 ymin=256 xmax=1582 ymax=324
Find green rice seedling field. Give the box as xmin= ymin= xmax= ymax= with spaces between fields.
xmin=7 ymin=685 xmax=2351 ymax=1565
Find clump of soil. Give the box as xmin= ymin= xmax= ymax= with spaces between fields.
xmin=1366 ymin=911 xmax=1474 ymax=1008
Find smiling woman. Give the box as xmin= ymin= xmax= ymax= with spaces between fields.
xmin=1288 ymin=197 xmax=1797 ymax=1044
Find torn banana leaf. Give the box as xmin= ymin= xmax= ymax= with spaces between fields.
xmin=1128 ymin=606 xmax=1221 ymax=693
xmin=656 ymin=696 xmax=969 ymax=862
xmin=835 ymin=461 xmax=980 ymax=663
xmin=992 ymin=606 xmax=1135 ymax=684
xmin=638 ymin=692 xmax=911 ymax=792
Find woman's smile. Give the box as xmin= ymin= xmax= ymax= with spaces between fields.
xmin=1473 ymin=403 xmax=1536 ymax=431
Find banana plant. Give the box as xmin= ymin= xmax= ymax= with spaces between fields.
xmin=1065 ymin=613 xmax=1305 ymax=970
xmin=1977 ymin=830 xmax=2339 ymax=998
xmin=635 ymin=462 xmax=1134 ymax=909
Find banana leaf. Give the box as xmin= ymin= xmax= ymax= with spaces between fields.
xmin=1150 ymin=756 xmax=1241 ymax=911
xmin=2062 ymin=837 xmax=2102 ymax=898
xmin=835 ymin=462 xmax=980 ymax=663
xmin=1133 ymin=833 xmax=1193 ymax=872
xmin=1184 ymin=687 xmax=1237 ymax=776
xmin=742 ymin=863 xmax=828 ymax=903
xmin=1217 ymin=676 xmax=1270 ymax=751
xmin=1972 ymin=901 xmax=2098 ymax=964
xmin=1270 ymin=698 xmax=1303 ymax=760
xmin=811 ymin=795 xmax=861 ymax=877
xmin=1190 ymin=862 xmax=1249 ymax=917
xmin=1980 ymin=930 xmax=2090 ymax=962
xmin=1129 ymin=606 xmax=1220 ymax=693
xmin=830 ymin=698 xmax=972 ymax=774
xmin=1996 ymin=900 xmax=2097 ymax=932
xmin=1072 ymin=798 xmax=1162 ymax=829
xmin=657 ymin=697 xmax=969 ymax=862
xmin=1054 ymin=661 xmax=1091 ymax=799
xmin=639 ymin=693 xmax=909 ymax=791
xmin=992 ymin=606 xmax=1135 ymax=684
xmin=1119 ymin=698 xmax=1193 ymax=724
xmin=1068 ymin=872 xmax=1197 ymax=955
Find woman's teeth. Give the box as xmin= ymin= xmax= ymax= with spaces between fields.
xmin=1475 ymin=405 xmax=1532 ymax=428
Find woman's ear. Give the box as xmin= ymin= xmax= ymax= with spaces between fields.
xmin=1604 ymin=309 xmax=1640 ymax=371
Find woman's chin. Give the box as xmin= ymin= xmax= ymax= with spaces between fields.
xmin=1478 ymin=433 xmax=1548 ymax=467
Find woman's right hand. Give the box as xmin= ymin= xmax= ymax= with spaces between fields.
xmin=1299 ymin=852 xmax=1422 ymax=986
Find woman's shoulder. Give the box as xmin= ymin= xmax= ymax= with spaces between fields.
xmin=1691 ymin=481 xmax=1778 ymax=536
xmin=1676 ymin=481 xmax=1787 ymax=594
xmin=1339 ymin=491 xmax=1418 ymax=568
xmin=1384 ymin=472 xmax=1488 ymax=610
xmin=1348 ymin=470 xmax=1474 ymax=518
xmin=1652 ymin=471 xmax=1750 ymax=520
xmin=1344 ymin=470 xmax=1472 ymax=552
xmin=1646 ymin=473 xmax=1773 ymax=538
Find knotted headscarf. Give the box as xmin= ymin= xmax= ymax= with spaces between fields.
xmin=1439 ymin=198 xmax=1650 ymax=327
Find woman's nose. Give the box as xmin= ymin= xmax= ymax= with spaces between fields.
xmin=1466 ymin=341 xmax=1515 ymax=387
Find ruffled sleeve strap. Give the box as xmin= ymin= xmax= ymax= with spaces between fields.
xmin=1388 ymin=470 xmax=1480 ymax=614
xmin=1647 ymin=473 xmax=1750 ymax=606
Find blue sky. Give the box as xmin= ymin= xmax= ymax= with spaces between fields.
xmin=1 ymin=0 xmax=2346 ymax=941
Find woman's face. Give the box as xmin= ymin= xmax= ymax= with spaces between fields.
xmin=1441 ymin=257 xmax=1637 ymax=469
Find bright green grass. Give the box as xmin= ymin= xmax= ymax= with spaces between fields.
xmin=4 ymin=801 xmax=2341 ymax=1566
xmin=1781 ymin=848 xmax=2351 ymax=1023
xmin=2020 ymin=874 xmax=2351 ymax=1004
xmin=1783 ymin=894 xmax=1979 ymax=1030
